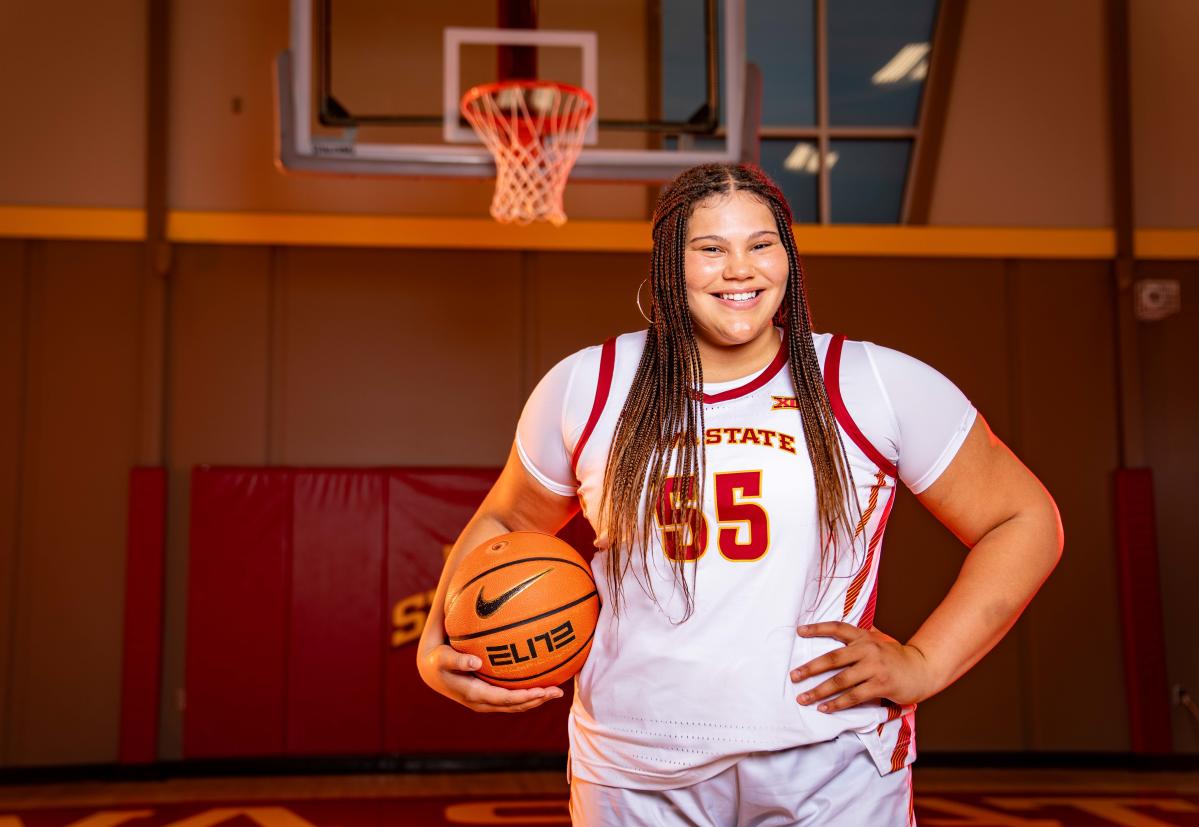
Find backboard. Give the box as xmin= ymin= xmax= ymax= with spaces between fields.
xmin=274 ymin=0 xmax=759 ymax=182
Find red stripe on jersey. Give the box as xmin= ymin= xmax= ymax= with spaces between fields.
xmin=702 ymin=336 xmax=788 ymax=403
xmin=859 ymin=587 xmax=879 ymax=631
xmin=571 ymin=337 xmax=617 ymax=479
xmin=823 ymin=334 xmax=899 ymax=479
xmin=890 ymin=716 xmax=913 ymax=772
xmin=852 ymin=470 xmax=888 ymax=540
xmin=877 ymin=699 xmax=905 ymax=736
xmin=844 ymin=567 xmax=869 ymax=619
xmin=847 ymin=486 xmax=896 ymax=622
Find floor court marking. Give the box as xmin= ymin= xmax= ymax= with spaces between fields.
xmin=2 ymin=793 xmax=1199 ymax=827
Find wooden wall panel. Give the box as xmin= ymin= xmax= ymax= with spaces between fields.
xmin=161 ymin=243 xmax=274 ymax=760
xmin=0 ymin=241 xmax=28 ymax=764
xmin=1137 ymin=260 xmax=1199 ymax=751
xmin=528 ymin=252 xmax=649 ymax=385
xmin=1131 ymin=0 xmax=1199 ymax=228
xmin=1006 ymin=260 xmax=1124 ymax=749
xmin=929 ymin=0 xmax=1112 ymax=227
xmin=274 ymin=248 xmax=524 ymax=467
xmin=7 ymin=242 xmax=143 ymax=765
xmin=804 ymin=257 xmax=1013 ymax=423
xmin=0 ymin=2 xmax=144 ymax=206
xmin=168 ymin=245 xmax=274 ymax=462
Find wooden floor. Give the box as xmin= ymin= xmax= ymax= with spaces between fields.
xmin=2 ymin=769 xmax=1198 ymax=825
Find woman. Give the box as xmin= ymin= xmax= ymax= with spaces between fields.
xmin=417 ymin=163 xmax=1062 ymax=825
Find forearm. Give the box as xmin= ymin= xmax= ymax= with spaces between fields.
xmin=906 ymin=503 xmax=1063 ymax=699
xmin=418 ymin=511 xmax=516 ymax=656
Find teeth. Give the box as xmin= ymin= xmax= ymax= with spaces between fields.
xmin=720 ymin=291 xmax=759 ymax=301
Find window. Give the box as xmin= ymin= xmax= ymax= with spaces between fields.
xmin=664 ymin=0 xmax=940 ymax=224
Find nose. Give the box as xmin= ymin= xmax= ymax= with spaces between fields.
xmin=724 ymin=248 xmax=755 ymax=280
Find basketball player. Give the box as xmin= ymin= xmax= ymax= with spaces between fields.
xmin=417 ymin=164 xmax=1063 ymax=825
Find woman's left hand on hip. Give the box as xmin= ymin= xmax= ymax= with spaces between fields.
xmin=790 ymin=622 xmax=933 ymax=712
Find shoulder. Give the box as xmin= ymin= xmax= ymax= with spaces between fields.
xmin=565 ymin=329 xmax=646 ymax=370
xmin=550 ymin=330 xmax=647 ymax=437
xmin=809 ymin=331 xmax=880 ymax=392
xmin=848 ymin=338 xmax=967 ymax=412
xmin=567 ymin=330 xmax=647 ymax=392
xmin=817 ymin=334 xmax=902 ymax=474
xmin=856 ymin=338 xmax=942 ymax=376
xmin=829 ymin=335 xmax=976 ymax=491
xmin=825 ymin=334 xmax=953 ymax=390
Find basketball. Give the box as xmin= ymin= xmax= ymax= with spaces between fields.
xmin=444 ymin=531 xmax=599 ymax=690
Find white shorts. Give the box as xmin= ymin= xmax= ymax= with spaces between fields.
xmin=568 ymin=733 xmax=915 ymax=827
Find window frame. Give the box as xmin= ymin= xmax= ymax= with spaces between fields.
xmin=748 ymin=0 xmax=945 ymax=225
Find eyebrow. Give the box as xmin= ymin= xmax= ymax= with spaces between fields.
xmin=688 ymin=230 xmax=780 ymax=244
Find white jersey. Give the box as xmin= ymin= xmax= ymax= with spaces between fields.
xmin=516 ymin=328 xmax=976 ymax=790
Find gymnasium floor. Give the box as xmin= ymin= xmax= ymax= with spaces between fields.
xmin=2 ymin=768 xmax=1199 ymax=826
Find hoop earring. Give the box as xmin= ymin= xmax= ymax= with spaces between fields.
xmin=635 ymin=278 xmax=654 ymax=324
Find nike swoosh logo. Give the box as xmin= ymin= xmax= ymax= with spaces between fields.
xmin=475 ymin=568 xmax=553 ymax=618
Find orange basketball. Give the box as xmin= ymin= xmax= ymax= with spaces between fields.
xmin=444 ymin=531 xmax=599 ymax=690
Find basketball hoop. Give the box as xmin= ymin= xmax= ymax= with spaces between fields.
xmin=460 ymin=80 xmax=596 ymax=226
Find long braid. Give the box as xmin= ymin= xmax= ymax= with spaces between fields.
xmin=600 ymin=201 xmax=707 ymax=617
xmin=599 ymin=163 xmax=857 ymax=619
xmin=769 ymin=199 xmax=861 ymax=596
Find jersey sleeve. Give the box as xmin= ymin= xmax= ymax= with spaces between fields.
xmin=515 ymin=349 xmax=588 ymax=497
xmin=861 ymin=341 xmax=977 ymax=494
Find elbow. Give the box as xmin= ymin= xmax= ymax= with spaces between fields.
xmin=1052 ymin=501 xmax=1064 ymax=558
xmin=1002 ymin=490 xmax=1063 ymax=575
xmin=1041 ymin=492 xmax=1065 ymax=569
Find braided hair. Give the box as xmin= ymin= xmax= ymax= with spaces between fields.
xmin=597 ymin=163 xmax=858 ymax=620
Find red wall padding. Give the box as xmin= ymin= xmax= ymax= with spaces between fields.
xmin=288 ymin=472 xmax=386 ymax=754
xmin=383 ymin=469 xmax=579 ymax=753
xmin=185 ymin=470 xmax=291 ymax=758
xmin=184 ymin=467 xmax=594 ymax=759
xmin=119 ymin=467 xmax=166 ymax=764
xmin=1113 ymin=468 xmax=1172 ymax=753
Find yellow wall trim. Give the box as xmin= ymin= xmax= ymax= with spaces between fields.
xmin=168 ymin=212 xmax=652 ymax=252
xmin=0 ymin=206 xmax=144 ymax=241
xmin=4 ymin=206 xmax=1198 ymax=260
xmin=794 ymin=225 xmax=1115 ymax=259
xmin=167 ymin=212 xmax=1119 ymax=259
xmin=1135 ymin=229 xmax=1199 ymax=260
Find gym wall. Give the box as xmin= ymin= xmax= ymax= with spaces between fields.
xmin=0 ymin=0 xmax=1197 ymax=767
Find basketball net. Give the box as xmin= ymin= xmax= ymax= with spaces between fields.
xmin=460 ymin=81 xmax=596 ymax=226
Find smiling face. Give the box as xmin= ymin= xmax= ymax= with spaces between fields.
xmin=683 ymin=189 xmax=789 ymax=362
